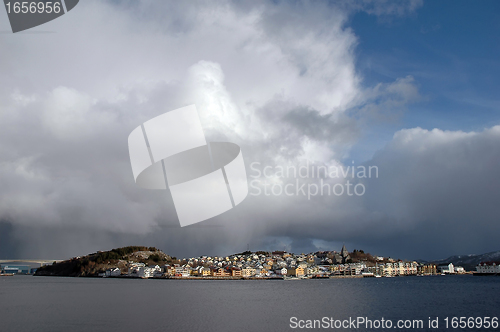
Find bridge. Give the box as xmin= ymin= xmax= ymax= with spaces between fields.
xmin=0 ymin=259 xmax=64 ymax=266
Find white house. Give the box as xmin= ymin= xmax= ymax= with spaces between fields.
xmin=174 ymin=265 xmax=190 ymax=277
xmin=150 ymin=265 xmax=163 ymax=277
xmin=105 ymin=268 xmax=121 ymax=277
xmin=476 ymin=262 xmax=500 ymax=274
xmin=438 ymin=263 xmax=454 ymax=274
xmin=275 ymin=267 xmax=287 ymax=276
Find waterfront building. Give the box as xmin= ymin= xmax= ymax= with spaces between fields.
xmin=200 ymin=267 xmax=211 ymax=277
xmin=212 ymin=267 xmax=230 ymax=277
xmin=287 ymin=266 xmax=305 ymax=277
xmin=476 ymin=262 xmax=500 ymax=274
xmin=231 ymin=267 xmax=242 ymax=277
xmin=174 ymin=265 xmax=190 ymax=277
xmin=437 ymin=263 xmax=454 ymax=274
xmin=418 ymin=264 xmax=437 ymax=275
xmin=0 ymin=265 xmax=31 ymax=274
xmin=105 ymin=268 xmax=121 ymax=277
xmin=241 ymin=267 xmax=256 ymax=277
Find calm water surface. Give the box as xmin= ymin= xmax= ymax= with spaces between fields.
xmin=0 ymin=275 xmax=498 ymax=331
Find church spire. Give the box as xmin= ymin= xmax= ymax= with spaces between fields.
xmin=341 ymin=243 xmax=348 ymax=257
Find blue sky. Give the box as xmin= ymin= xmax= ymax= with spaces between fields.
xmin=348 ymin=0 xmax=500 ymax=162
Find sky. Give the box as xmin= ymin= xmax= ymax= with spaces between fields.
xmin=0 ymin=0 xmax=499 ymax=261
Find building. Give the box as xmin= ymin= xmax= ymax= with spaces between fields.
xmin=418 ymin=264 xmax=437 ymax=275
xmin=295 ymin=265 xmax=307 ymax=277
xmin=200 ymin=267 xmax=211 ymax=277
xmin=150 ymin=265 xmax=163 ymax=277
xmin=212 ymin=267 xmax=230 ymax=277
xmin=340 ymin=244 xmax=350 ymax=263
xmin=438 ymin=263 xmax=454 ymax=274
xmin=383 ymin=263 xmax=394 ymax=276
xmin=287 ymin=266 xmax=305 ymax=277
xmin=1 ymin=265 xmax=31 ymax=274
xmin=476 ymin=262 xmax=500 ymax=274
xmin=164 ymin=265 xmax=175 ymax=276
xmin=402 ymin=262 xmax=418 ymax=275
xmin=231 ymin=267 xmax=242 ymax=277
xmin=308 ymin=266 xmax=320 ymax=276
xmin=127 ymin=263 xmax=162 ymax=278
xmin=105 ymin=268 xmax=121 ymax=277
xmin=174 ymin=265 xmax=190 ymax=277
xmin=332 ymin=264 xmax=357 ymax=276
xmin=241 ymin=267 xmax=256 ymax=277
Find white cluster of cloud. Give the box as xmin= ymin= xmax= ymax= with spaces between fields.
xmin=0 ymin=0 xmax=497 ymax=259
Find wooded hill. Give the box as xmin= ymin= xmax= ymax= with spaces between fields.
xmin=34 ymin=246 xmax=173 ymax=277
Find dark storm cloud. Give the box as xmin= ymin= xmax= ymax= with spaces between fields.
xmin=0 ymin=221 xmax=20 ymax=259
xmin=359 ymin=126 xmax=500 ymax=258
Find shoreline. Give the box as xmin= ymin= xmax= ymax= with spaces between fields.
xmin=30 ymin=273 xmax=477 ymax=280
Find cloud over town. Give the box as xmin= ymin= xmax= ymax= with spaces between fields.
xmin=0 ymin=0 xmax=498 ymax=261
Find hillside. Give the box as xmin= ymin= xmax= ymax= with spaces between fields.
xmin=34 ymin=246 xmax=173 ymax=277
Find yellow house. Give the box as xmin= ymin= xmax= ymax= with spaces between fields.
xmin=295 ymin=266 xmax=305 ymax=276
xmin=287 ymin=267 xmax=306 ymax=277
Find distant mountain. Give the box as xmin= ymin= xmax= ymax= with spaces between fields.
xmin=428 ymin=250 xmax=500 ymax=271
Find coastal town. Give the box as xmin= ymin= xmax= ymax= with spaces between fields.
xmin=3 ymin=245 xmax=499 ymax=279
xmin=114 ymin=245 xmax=466 ymax=279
